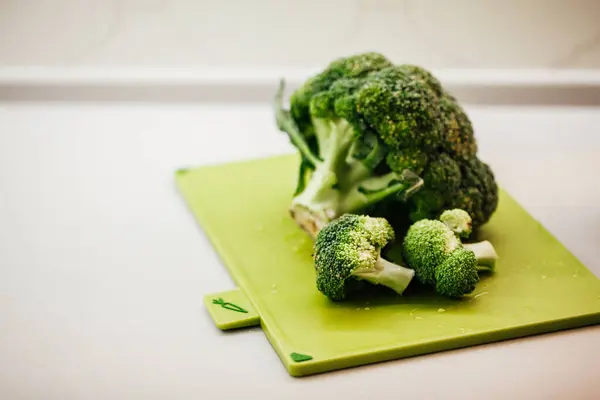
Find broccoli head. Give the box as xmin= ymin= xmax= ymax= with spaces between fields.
xmin=402 ymin=219 xmax=461 ymax=285
xmin=274 ymin=52 xmax=498 ymax=238
xmin=314 ymin=214 xmax=415 ymax=301
xmin=402 ymin=209 xmax=499 ymax=297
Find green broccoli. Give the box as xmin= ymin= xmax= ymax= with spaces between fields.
xmin=402 ymin=219 xmax=461 ymax=286
xmin=439 ymin=208 xmax=498 ymax=271
xmin=402 ymin=209 xmax=498 ymax=297
xmin=440 ymin=208 xmax=473 ymax=239
xmin=313 ymin=214 xmax=415 ymax=301
xmin=274 ymin=52 xmax=498 ymax=238
xmin=434 ymin=248 xmax=480 ymax=298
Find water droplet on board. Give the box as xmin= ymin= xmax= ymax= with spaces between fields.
xmin=356 ymin=308 xmax=361 ymax=311
xmin=459 ymin=328 xmax=465 ymax=333
xmin=438 ymin=308 xmax=446 ymax=313
xmin=364 ymin=307 xmax=370 ymax=311
xmin=473 ymin=292 xmax=488 ymax=299
xmin=415 ymin=316 xmax=423 ymax=320
xmin=572 ymin=274 xmax=578 ymax=278
xmin=541 ymin=275 xmax=547 ymax=279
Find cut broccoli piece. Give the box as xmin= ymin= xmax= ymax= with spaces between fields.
xmin=314 ymin=214 xmax=415 ymax=301
xmin=401 ymin=219 xmax=460 ymax=286
xmin=440 ymin=208 xmax=473 ymax=239
xmin=274 ymin=52 xmax=499 ymax=238
xmin=402 ymin=209 xmax=498 ymax=297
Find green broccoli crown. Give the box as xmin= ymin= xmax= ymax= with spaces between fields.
xmin=440 ymin=208 xmax=473 ymax=239
xmin=435 ymin=248 xmax=480 ymax=297
xmin=314 ymin=214 xmax=394 ymax=300
xmin=402 ymin=219 xmax=460 ymax=285
xmin=275 ymin=52 xmax=498 ymax=237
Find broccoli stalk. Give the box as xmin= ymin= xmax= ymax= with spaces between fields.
xmin=463 ymin=241 xmax=498 ymax=271
xmin=275 ymin=81 xmax=424 ymax=238
xmin=313 ymin=214 xmax=415 ymax=301
xmin=352 ymin=257 xmax=415 ymax=296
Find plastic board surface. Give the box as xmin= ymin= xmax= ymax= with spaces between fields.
xmin=175 ymin=154 xmax=600 ymax=377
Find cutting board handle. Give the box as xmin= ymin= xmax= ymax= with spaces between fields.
xmin=203 ymin=288 xmax=260 ymax=330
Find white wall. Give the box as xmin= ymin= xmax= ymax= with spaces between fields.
xmin=0 ymin=0 xmax=599 ymax=69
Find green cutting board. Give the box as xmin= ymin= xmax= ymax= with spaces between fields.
xmin=176 ymin=154 xmax=600 ymax=377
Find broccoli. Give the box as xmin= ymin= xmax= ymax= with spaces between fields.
xmin=313 ymin=214 xmax=415 ymax=301
xmin=440 ymin=208 xmax=473 ymax=239
xmin=274 ymin=52 xmax=498 ymax=239
xmin=434 ymin=248 xmax=480 ymax=298
xmin=402 ymin=209 xmax=499 ymax=297
xmin=439 ymin=208 xmax=498 ymax=271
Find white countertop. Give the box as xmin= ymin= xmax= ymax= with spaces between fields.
xmin=0 ymin=101 xmax=599 ymax=399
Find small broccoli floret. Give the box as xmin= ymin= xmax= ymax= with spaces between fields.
xmin=401 ymin=219 xmax=460 ymax=285
xmin=440 ymin=208 xmax=473 ymax=239
xmin=314 ymin=214 xmax=415 ymax=301
xmin=402 ymin=209 xmax=499 ymax=298
xmin=435 ymin=248 xmax=480 ymax=298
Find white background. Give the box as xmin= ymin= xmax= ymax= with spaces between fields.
xmin=0 ymin=0 xmax=599 ymax=69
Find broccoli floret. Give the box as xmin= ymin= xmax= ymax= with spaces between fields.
xmin=402 ymin=219 xmax=461 ymax=285
xmin=314 ymin=214 xmax=415 ymax=301
xmin=435 ymin=248 xmax=480 ymax=298
xmin=440 ymin=208 xmax=473 ymax=239
xmin=402 ymin=209 xmax=499 ymax=297
xmin=274 ymin=52 xmax=498 ymax=238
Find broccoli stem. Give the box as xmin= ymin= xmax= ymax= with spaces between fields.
xmin=338 ymin=170 xmax=423 ymax=216
xmin=290 ymin=118 xmax=424 ymax=238
xmin=463 ymin=241 xmax=498 ymax=271
xmin=353 ymin=257 xmax=415 ymax=295
xmin=274 ymin=80 xmax=320 ymax=167
xmin=291 ymin=164 xmax=423 ymax=238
